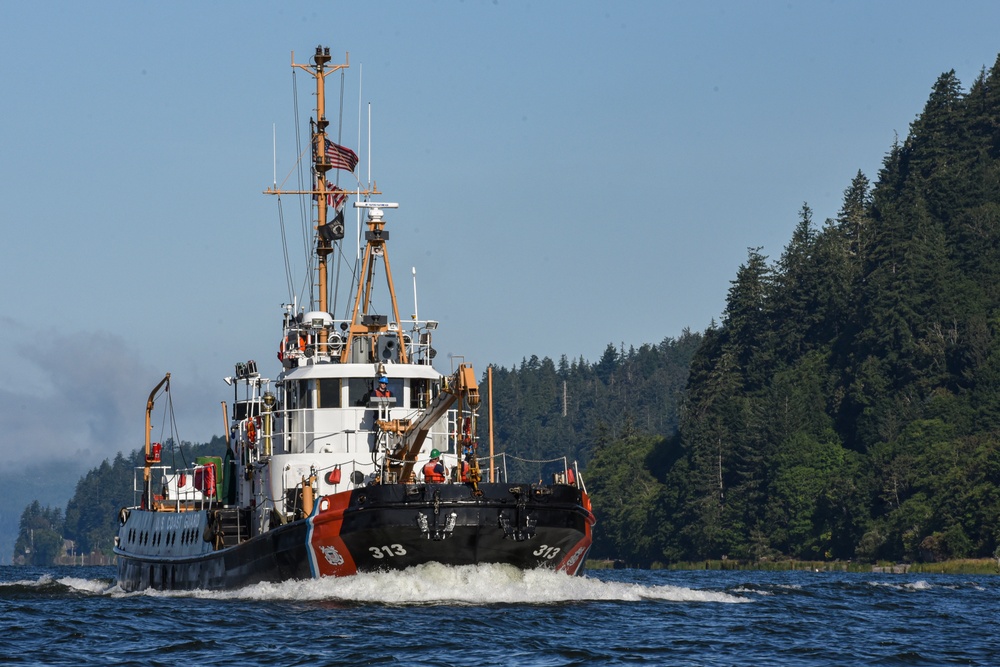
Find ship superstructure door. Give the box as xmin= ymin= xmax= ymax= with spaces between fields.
xmin=283 ymin=379 xmax=311 ymax=453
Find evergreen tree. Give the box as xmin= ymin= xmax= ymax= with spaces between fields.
xmin=586 ymin=428 xmax=665 ymax=566
xmin=719 ymin=248 xmax=774 ymax=389
xmin=14 ymin=501 xmax=64 ymax=565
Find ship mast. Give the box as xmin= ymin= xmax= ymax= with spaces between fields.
xmin=296 ymin=46 xmax=348 ymax=316
xmin=265 ymin=48 xmax=377 ymax=308
xmin=267 ymin=46 xmax=411 ymax=364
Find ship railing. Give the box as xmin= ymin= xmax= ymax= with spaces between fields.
xmin=480 ymin=453 xmax=586 ymax=490
xmin=280 ymin=421 xmax=378 ymax=454
xmin=168 ymin=463 xmax=220 ymax=511
xmin=380 ymin=453 xmax=465 ymax=484
xmin=471 ymin=452 xmax=508 ymax=483
xmin=279 ymin=405 xmax=457 ymax=455
xmin=279 ymin=319 xmax=438 ymax=366
xmin=406 ymin=330 xmax=435 ymax=365
xmin=133 ymin=464 xmax=220 ymax=512
xmin=131 ymin=465 xmax=172 ymax=508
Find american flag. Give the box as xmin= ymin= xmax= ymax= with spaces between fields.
xmin=313 ymin=181 xmax=348 ymax=209
xmin=324 ymin=139 xmax=359 ymax=172
xmin=326 ymin=182 xmax=348 ymax=210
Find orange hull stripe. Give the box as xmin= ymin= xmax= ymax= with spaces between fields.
xmin=308 ymin=492 xmax=358 ymax=577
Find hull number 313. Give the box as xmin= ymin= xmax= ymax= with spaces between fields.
xmin=533 ymin=545 xmax=561 ymax=559
xmin=370 ymin=544 xmax=407 ymax=559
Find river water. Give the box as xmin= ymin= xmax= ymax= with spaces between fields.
xmin=2 ymin=564 xmax=997 ymax=666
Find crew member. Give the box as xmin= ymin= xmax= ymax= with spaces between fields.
xmin=455 ymin=458 xmax=471 ymax=483
xmin=423 ymin=448 xmax=446 ymax=483
xmin=374 ymin=376 xmax=393 ymax=397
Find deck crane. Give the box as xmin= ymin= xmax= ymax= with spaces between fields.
xmin=377 ymin=363 xmax=482 ymax=489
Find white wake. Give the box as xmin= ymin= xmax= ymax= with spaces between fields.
xmin=139 ymin=563 xmax=748 ymax=604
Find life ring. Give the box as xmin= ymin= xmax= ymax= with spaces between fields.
xmin=246 ymin=418 xmax=257 ymax=444
xmin=280 ymin=335 xmax=306 ymax=355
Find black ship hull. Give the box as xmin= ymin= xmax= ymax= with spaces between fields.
xmin=115 ymin=482 xmax=594 ymax=592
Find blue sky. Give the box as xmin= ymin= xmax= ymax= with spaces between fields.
xmin=2 ymin=0 xmax=999 ymax=468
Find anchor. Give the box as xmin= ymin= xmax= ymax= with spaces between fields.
xmin=498 ymin=486 xmax=537 ymax=541
xmin=415 ymin=488 xmax=457 ymax=540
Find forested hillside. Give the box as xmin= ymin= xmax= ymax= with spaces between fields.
xmin=588 ymin=56 xmax=1000 ymax=565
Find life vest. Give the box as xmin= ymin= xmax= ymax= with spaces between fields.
xmin=423 ymin=461 xmax=445 ymax=483
xmin=374 ymin=388 xmax=392 ymax=397
xmin=459 ymin=460 xmax=470 ymax=482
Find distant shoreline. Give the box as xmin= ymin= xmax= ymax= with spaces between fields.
xmin=587 ymin=558 xmax=1000 ymax=575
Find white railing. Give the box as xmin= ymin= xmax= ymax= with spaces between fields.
xmin=476 ymin=453 xmax=585 ymax=489
xmin=133 ymin=464 xmax=220 ymax=512
xmin=276 ymin=406 xmax=458 ymax=455
xmin=279 ymin=319 xmax=438 ymax=366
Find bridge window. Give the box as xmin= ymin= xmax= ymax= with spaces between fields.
xmin=318 ymin=378 xmax=341 ymax=408
xmin=348 ymin=378 xmax=371 ymax=406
